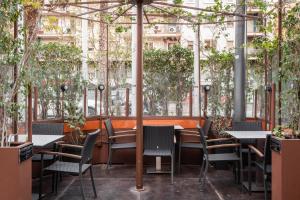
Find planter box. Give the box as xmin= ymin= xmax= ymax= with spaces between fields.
xmin=0 ymin=142 xmax=33 ymax=200
xmin=271 ymin=137 xmax=300 ymax=200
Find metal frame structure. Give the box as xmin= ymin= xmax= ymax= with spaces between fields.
xmin=22 ymin=0 xmax=283 ymax=190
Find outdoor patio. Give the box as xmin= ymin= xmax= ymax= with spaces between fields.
xmin=33 ymin=165 xmax=265 ymax=200
xmin=1 ymin=0 xmax=300 ymax=200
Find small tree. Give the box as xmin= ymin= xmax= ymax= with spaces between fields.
xmin=202 ymin=49 xmax=234 ymax=117
xmin=144 ymin=45 xmax=193 ymax=116
xmin=29 ymin=42 xmax=85 ymax=119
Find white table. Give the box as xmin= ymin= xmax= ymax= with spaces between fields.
xmin=10 ymin=134 xmax=64 ymax=147
xmin=225 ymin=131 xmax=272 ymax=139
xmin=225 ymin=130 xmax=271 ymax=191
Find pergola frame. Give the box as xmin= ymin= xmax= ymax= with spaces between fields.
xmin=23 ymin=0 xmax=281 ymax=190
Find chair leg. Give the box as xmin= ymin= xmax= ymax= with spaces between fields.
xmin=171 ymin=154 xmax=174 ymax=184
xmin=264 ymin=174 xmax=268 ymax=200
xmin=248 ymin=151 xmax=252 ymax=195
xmin=51 ymin=172 xmax=55 ymax=193
xmin=199 ymin=158 xmax=205 ymax=182
xmin=90 ymin=167 xmax=98 ymax=198
xmin=200 ymin=159 xmax=208 ymax=190
xmin=79 ymin=172 xmax=86 ymax=200
xmin=178 ymin=144 xmax=182 ymax=173
xmin=55 ymin=172 xmax=59 ymax=194
xmin=239 ymin=148 xmax=244 ymax=185
xmin=107 ymin=145 xmax=112 ymax=169
xmin=39 ymin=169 xmax=44 ymax=199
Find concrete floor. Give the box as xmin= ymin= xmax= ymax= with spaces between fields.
xmin=33 ymin=165 xmax=265 ymax=200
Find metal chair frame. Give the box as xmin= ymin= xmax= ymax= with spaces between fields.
xmin=104 ymin=118 xmax=136 ymax=169
xmin=39 ymin=130 xmax=99 ymax=200
xmin=248 ymin=134 xmax=272 ymax=200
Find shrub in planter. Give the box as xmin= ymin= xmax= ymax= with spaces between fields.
xmin=210 ymin=116 xmax=234 ymax=169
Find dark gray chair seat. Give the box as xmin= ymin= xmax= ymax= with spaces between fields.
xmin=111 ymin=142 xmax=136 ymax=149
xmin=45 ymin=161 xmax=91 ymax=174
xmin=180 ymin=142 xmax=202 ymax=148
xmin=144 ymin=149 xmax=172 ymax=156
xmin=208 ymin=153 xmax=240 ymax=162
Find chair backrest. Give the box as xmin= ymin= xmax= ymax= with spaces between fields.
xmin=198 ymin=125 xmax=208 ymax=158
xmin=264 ymin=134 xmax=272 ymax=171
xmin=232 ymin=121 xmax=262 ymax=144
xmin=203 ymin=118 xmax=212 ymax=136
xmin=232 ymin=121 xmax=262 ymax=131
xmin=143 ymin=126 xmax=174 ymax=152
xmin=104 ymin=118 xmax=115 ymax=138
xmin=81 ymin=130 xmax=99 ymax=164
xmin=32 ymin=123 xmax=64 ymax=135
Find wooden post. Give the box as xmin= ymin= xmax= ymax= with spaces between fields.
xmin=189 ymin=87 xmax=193 ymax=117
xmin=83 ymin=88 xmax=87 ymax=117
xmin=105 ymin=24 xmax=109 ymax=116
xmin=27 ymin=85 xmax=32 ymax=142
xmin=254 ymin=89 xmax=257 ymax=119
xmin=12 ymin=20 xmax=18 ymax=134
xmin=277 ymin=0 xmax=283 ymax=125
xmin=270 ymin=83 xmax=276 ymax=130
xmin=61 ymin=90 xmax=65 ymax=120
xmin=204 ymin=89 xmax=208 ymax=118
xmin=136 ymin=0 xmax=143 ymax=190
xmin=95 ymin=88 xmax=98 ymax=115
xmin=33 ymin=87 xmax=38 ymax=121
xmin=125 ymin=88 xmax=129 ymax=117
xmin=99 ymin=89 xmax=103 ymax=139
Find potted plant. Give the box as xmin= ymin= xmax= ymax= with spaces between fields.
xmin=271 ymin=125 xmax=300 ymax=200
xmin=210 ymin=116 xmax=233 ymax=169
xmin=64 ymin=101 xmax=86 ymax=145
xmin=63 ymin=101 xmax=86 ymax=162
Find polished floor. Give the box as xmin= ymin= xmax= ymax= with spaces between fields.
xmin=33 ymin=164 xmax=265 ymax=200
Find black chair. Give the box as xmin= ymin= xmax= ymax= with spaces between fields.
xmin=143 ymin=125 xmax=175 ymax=184
xmin=178 ymin=118 xmax=212 ymax=172
xmin=32 ymin=123 xmax=64 ymax=161
xmin=248 ymin=134 xmax=272 ymax=200
xmin=39 ymin=130 xmax=99 ymax=200
xmin=232 ymin=121 xmax=263 ymax=186
xmin=104 ymin=118 xmax=136 ymax=169
xmin=198 ymin=126 xmax=240 ymax=189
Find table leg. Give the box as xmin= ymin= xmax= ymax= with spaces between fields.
xmin=156 ymin=157 xmax=162 ymax=171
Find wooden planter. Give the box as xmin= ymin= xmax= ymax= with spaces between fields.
xmin=0 ymin=142 xmax=33 ymax=200
xmin=271 ymin=137 xmax=300 ymax=200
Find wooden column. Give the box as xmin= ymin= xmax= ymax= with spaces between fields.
xmin=105 ymin=24 xmax=109 ymax=116
xmin=254 ymin=89 xmax=257 ymax=119
xmin=270 ymin=83 xmax=276 ymax=130
xmin=83 ymin=88 xmax=87 ymax=117
xmin=95 ymin=88 xmax=98 ymax=115
xmin=125 ymin=88 xmax=129 ymax=117
xmin=277 ymin=0 xmax=283 ymax=125
xmin=33 ymin=87 xmax=38 ymax=121
xmin=136 ymin=0 xmax=144 ymax=190
xmin=189 ymin=88 xmax=193 ymax=117
xmin=13 ymin=20 xmax=18 ymax=134
xmin=204 ymin=89 xmax=208 ymax=118
xmin=27 ymin=85 xmax=32 ymax=142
